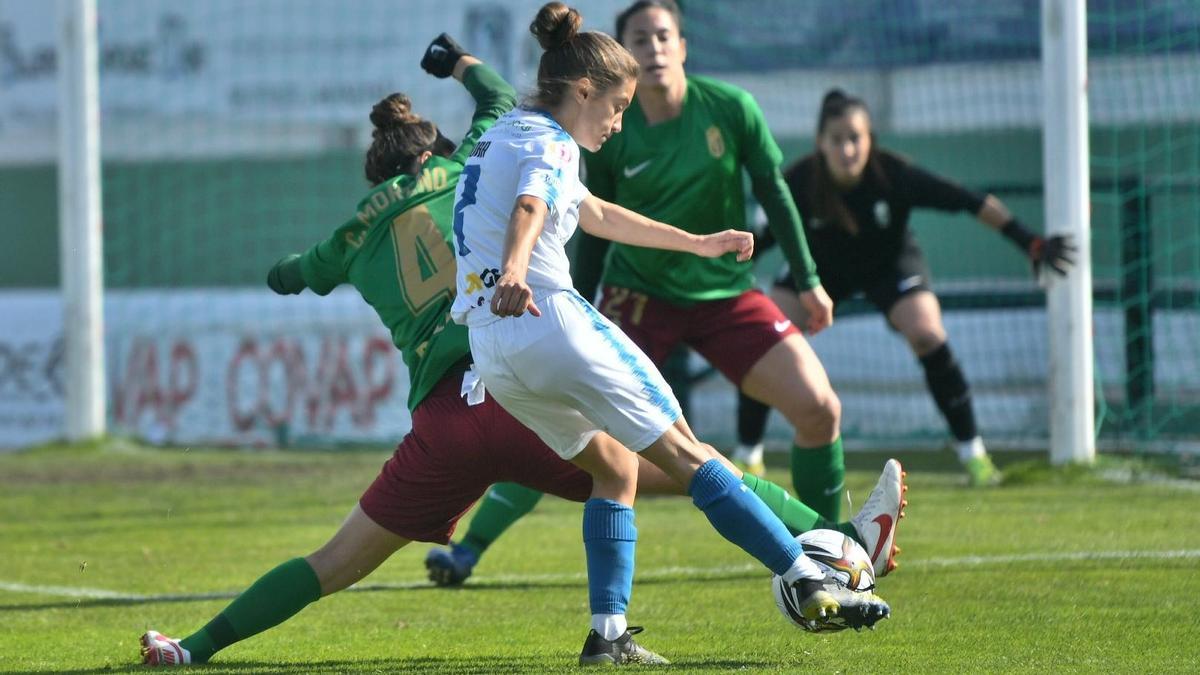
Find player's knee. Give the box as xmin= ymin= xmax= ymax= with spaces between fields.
xmin=908 ymin=330 xmax=945 ymax=356
xmin=587 ymin=452 xmax=639 ymax=493
xmin=783 ymin=388 xmax=840 ymax=441
xmin=641 ymin=433 xmax=718 ymax=485
xmin=304 ymin=547 xmax=349 ymax=596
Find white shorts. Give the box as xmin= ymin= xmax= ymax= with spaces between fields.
xmin=467 ymin=290 xmax=682 ymax=460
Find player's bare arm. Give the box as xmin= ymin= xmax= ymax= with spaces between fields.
xmin=578 ymin=195 xmax=753 ymax=261
xmin=492 ymin=195 xmax=547 ymax=318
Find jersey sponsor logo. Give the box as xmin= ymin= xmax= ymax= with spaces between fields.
xmin=463 ymin=266 xmax=500 ymax=295
xmin=897 ymin=275 xmax=924 ymax=293
xmin=874 ymin=200 xmax=891 ymax=228
xmin=623 ymin=159 xmax=653 ymax=178
xmin=705 ymin=125 xmax=725 ymax=158
xmin=468 ymin=141 xmax=490 ymax=158
xmin=774 ymin=319 xmax=792 ymax=333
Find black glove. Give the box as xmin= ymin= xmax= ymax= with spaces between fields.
xmin=420 ymin=33 xmax=469 ymax=79
xmin=1000 ymin=219 xmax=1076 ymax=278
xmin=1030 ymin=234 xmax=1076 ymax=277
xmin=267 ymin=254 xmax=306 ymax=295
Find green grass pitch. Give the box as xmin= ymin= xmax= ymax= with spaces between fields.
xmin=1 ymin=442 xmax=1198 ymax=673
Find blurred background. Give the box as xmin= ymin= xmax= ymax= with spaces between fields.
xmin=1 ymin=0 xmax=1197 ymax=456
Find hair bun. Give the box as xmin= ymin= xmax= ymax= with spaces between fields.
xmin=821 ymin=88 xmax=849 ymax=108
xmin=370 ymin=93 xmax=421 ymax=132
xmin=530 ymin=2 xmax=582 ymax=50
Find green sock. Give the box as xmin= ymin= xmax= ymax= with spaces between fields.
xmin=790 ymin=437 xmax=845 ymax=521
xmin=179 ymin=557 xmax=321 ymax=663
xmin=740 ymin=473 xmax=860 ymax=545
xmin=459 ymin=483 xmax=544 ymax=557
xmin=741 ymin=473 xmax=827 ymax=534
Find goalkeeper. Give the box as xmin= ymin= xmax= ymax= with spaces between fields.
xmin=740 ymin=89 xmax=1075 ymax=487
xmin=138 ymin=36 xmax=900 ymax=668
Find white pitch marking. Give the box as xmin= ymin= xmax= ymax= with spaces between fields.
xmin=4 ymin=549 xmax=1199 ymax=602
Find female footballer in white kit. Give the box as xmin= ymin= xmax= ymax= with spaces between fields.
xmin=451 ymin=2 xmax=891 ymax=655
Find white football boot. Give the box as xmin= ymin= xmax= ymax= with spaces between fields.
xmin=140 ymin=630 xmax=191 ymax=666
xmin=849 ymin=459 xmax=907 ymax=577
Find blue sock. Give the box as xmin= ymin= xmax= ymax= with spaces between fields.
xmin=690 ymin=459 xmax=802 ymax=576
xmin=582 ymin=499 xmax=637 ymax=616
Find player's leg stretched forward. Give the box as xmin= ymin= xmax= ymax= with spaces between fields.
xmin=429 ymin=452 xmax=907 ymax=587
xmin=139 ymin=368 xmax=643 ymax=667
xmin=640 ymin=414 xmax=893 ymax=632
xmin=140 ymin=503 xmax=409 ymax=666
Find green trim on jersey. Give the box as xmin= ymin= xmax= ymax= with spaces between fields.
xmin=583 ymin=75 xmax=817 ymax=304
xmin=298 ymin=63 xmax=515 ymax=411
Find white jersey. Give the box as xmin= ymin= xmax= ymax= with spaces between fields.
xmin=450 ymin=107 xmax=591 ymax=327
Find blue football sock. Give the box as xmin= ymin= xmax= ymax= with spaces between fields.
xmin=583 ymin=499 xmax=637 ymax=617
xmin=690 ymin=459 xmax=802 ymax=576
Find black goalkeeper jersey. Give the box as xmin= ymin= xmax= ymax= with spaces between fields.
xmin=783 ymin=149 xmax=985 ymax=289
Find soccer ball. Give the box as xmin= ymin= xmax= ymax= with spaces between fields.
xmin=771 ymin=529 xmax=876 ymax=632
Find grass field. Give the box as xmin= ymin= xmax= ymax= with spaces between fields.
xmin=2 ymin=442 xmax=1198 ymax=673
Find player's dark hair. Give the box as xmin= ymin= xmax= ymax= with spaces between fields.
xmin=364 ymin=93 xmax=456 ymax=186
xmin=811 ymin=88 xmax=889 ymax=236
xmin=528 ymin=2 xmax=639 ymax=109
xmin=615 ymin=0 xmax=684 ymax=43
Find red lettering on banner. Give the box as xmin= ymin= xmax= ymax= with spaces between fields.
xmin=227 ymin=339 xmax=259 ymax=432
xmin=168 ymin=342 xmax=197 ymax=421
xmin=325 ymin=340 xmax=359 ymax=429
xmin=113 ymin=337 xmax=198 ymax=433
xmin=225 ymin=335 xmax=398 ymax=439
xmin=360 ymin=338 xmax=395 ymax=427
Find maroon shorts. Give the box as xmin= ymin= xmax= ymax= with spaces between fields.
xmin=358 ymin=368 xmax=593 ymax=543
xmin=597 ymin=287 xmax=801 ymax=386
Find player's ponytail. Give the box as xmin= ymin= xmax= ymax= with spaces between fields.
xmin=364 ymin=93 xmax=455 ymax=186
xmin=528 ymin=2 xmax=638 ymax=109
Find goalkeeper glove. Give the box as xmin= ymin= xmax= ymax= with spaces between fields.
xmin=1000 ymin=219 xmax=1076 ymax=278
xmin=267 ymin=254 xmax=306 ymax=295
xmin=420 ymin=33 xmax=469 ymax=79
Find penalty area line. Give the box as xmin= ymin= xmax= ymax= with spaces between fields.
xmin=3 ymin=548 xmax=1199 ymax=603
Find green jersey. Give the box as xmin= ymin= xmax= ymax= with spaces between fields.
xmin=581 ymin=75 xmax=818 ymax=303
xmin=298 ymin=64 xmax=515 ymax=411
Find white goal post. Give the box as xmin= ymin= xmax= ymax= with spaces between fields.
xmin=57 ymin=0 xmax=106 ymax=442
xmin=1042 ymin=0 xmax=1095 ymax=465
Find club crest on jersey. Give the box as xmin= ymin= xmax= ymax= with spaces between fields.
xmin=542 ymin=140 xmax=575 ymax=167
xmin=874 ymin=200 xmax=891 ymax=228
xmin=705 ymin=126 xmax=725 ymax=158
